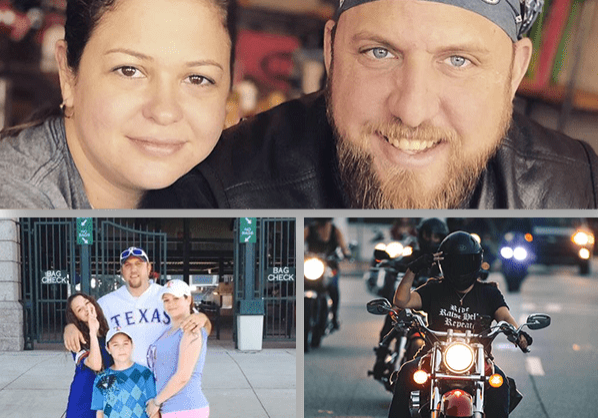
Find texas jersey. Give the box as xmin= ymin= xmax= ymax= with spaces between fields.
xmin=98 ymin=283 xmax=170 ymax=366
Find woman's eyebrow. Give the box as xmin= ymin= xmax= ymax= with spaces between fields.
xmin=105 ymin=48 xmax=151 ymax=61
xmin=105 ymin=48 xmax=224 ymax=70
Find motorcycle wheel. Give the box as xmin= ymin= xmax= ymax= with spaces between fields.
xmin=304 ymin=299 xmax=316 ymax=352
xmin=579 ymin=259 xmax=590 ymax=276
xmin=311 ymin=298 xmax=328 ymax=348
xmin=505 ymin=275 xmax=523 ymax=292
xmin=502 ymin=263 xmax=528 ymax=293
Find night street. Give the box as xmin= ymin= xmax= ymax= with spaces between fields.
xmin=304 ymin=261 xmax=598 ymax=418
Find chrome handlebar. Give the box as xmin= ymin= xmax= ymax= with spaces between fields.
xmin=402 ymin=309 xmax=519 ymax=342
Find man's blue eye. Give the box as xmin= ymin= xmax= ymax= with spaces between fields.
xmin=372 ymin=48 xmax=389 ymax=59
xmin=450 ymin=56 xmax=468 ymax=67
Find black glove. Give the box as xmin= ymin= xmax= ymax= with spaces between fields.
xmin=406 ymin=253 xmax=435 ymax=275
xmin=517 ymin=330 xmax=533 ymax=352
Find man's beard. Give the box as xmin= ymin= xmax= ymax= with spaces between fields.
xmin=326 ymin=75 xmax=513 ymax=209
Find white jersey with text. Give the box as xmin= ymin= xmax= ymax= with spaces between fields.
xmin=98 ymin=283 xmax=169 ymax=367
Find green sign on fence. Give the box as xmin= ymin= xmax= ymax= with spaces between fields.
xmin=76 ymin=218 xmax=93 ymax=245
xmin=240 ymin=217 xmax=256 ymax=243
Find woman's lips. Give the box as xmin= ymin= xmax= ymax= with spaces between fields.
xmin=127 ymin=136 xmax=186 ymax=157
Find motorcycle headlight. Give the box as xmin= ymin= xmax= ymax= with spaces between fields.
xmin=572 ymin=231 xmax=594 ymax=246
xmin=304 ymin=258 xmax=325 ymax=280
xmin=443 ymin=342 xmax=474 ymax=374
xmin=374 ymin=242 xmax=387 ymax=251
xmin=386 ymin=242 xmax=404 ymax=259
xmin=403 ymin=246 xmax=414 ymax=257
xmin=513 ymin=246 xmax=528 ymax=261
xmin=579 ymin=248 xmax=591 ymax=260
xmin=500 ymin=247 xmax=514 ymax=259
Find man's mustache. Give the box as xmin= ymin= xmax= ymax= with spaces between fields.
xmin=364 ymin=121 xmax=459 ymax=144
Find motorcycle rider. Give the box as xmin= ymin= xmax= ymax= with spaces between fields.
xmin=390 ymin=218 xmax=416 ymax=241
xmin=388 ymin=231 xmax=532 ymax=418
xmin=372 ymin=218 xmax=449 ymax=380
xmin=304 ymin=218 xmax=351 ymax=330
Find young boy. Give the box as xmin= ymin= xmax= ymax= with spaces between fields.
xmin=91 ymin=327 xmax=157 ymax=418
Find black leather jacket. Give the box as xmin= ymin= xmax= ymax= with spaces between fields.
xmin=143 ymin=91 xmax=598 ymax=209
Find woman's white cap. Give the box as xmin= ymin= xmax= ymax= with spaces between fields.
xmin=162 ymin=279 xmax=192 ymax=298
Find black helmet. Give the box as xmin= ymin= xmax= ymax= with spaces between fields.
xmin=417 ymin=218 xmax=450 ymax=254
xmin=438 ymin=231 xmax=483 ymax=291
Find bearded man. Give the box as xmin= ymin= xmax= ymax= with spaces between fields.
xmin=144 ymin=0 xmax=598 ymax=209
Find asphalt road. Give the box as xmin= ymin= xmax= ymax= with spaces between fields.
xmin=304 ymin=262 xmax=598 ymax=418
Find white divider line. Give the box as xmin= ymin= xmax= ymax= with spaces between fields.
xmin=526 ymin=356 xmax=546 ymax=376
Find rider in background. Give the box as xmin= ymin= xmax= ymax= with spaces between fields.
xmin=388 ymin=231 xmax=532 ymax=418
xmin=372 ymin=218 xmax=449 ymax=379
xmin=304 ymin=218 xmax=351 ymax=330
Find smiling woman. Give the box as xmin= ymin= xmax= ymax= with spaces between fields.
xmin=0 ymin=0 xmax=234 ymax=209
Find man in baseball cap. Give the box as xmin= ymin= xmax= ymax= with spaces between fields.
xmin=146 ymin=0 xmax=598 ymax=209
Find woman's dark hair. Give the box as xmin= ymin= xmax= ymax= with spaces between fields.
xmin=1 ymin=0 xmax=237 ymax=138
xmin=66 ymin=292 xmax=110 ymax=351
xmin=185 ymin=295 xmax=195 ymax=314
xmin=64 ymin=0 xmax=236 ymax=75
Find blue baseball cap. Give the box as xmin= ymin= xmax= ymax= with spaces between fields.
xmin=334 ymin=0 xmax=544 ymax=41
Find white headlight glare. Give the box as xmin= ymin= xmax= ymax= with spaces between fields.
xmin=579 ymin=248 xmax=591 ymax=260
xmin=513 ymin=247 xmax=528 ymax=261
xmin=374 ymin=242 xmax=387 ymax=251
xmin=500 ymin=247 xmax=514 ymax=259
xmin=304 ymin=258 xmax=325 ymax=280
xmin=444 ymin=342 xmax=474 ymax=374
xmin=573 ymin=231 xmax=589 ymax=246
xmin=386 ymin=242 xmax=404 ymax=258
xmin=403 ymin=246 xmax=414 ymax=257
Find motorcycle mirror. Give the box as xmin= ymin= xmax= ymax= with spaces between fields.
xmin=366 ymin=298 xmax=392 ymax=315
xmin=374 ymin=249 xmax=390 ymax=261
xmin=525 ymin=313 xmax=551 ymax=330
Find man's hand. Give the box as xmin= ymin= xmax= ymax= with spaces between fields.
xmin=64 ymin=323 xmax=86 ymax=352
xmin=518 ymin=330 xmax=533 ymax=351
xmin=180 ymin=312 xmax=212 ymax=336
xmin=145 ymin=399 xmax=160 ymax=418
xmin=406 ymin=253 xmax=435 ymax=275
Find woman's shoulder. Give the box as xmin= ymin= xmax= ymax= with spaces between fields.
xmin=0 ymin=117 xmax=80 ymax=209
xmin=0 ymin=117 xmax=65 ymax=161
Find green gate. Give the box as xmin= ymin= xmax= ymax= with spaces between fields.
xmin=20 ymin=218 xmax=167 ymax=347
xmin=234 ymin=218 xmax=296 ymax=343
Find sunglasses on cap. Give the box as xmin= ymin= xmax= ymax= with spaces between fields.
xmin=120 ymin=247 xmax=149 ymax=264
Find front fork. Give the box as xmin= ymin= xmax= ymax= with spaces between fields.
xmin=473 ymin=344 xmax=485 ymax=416
xmin=424 ymin=343 xmax=486 ymax=418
